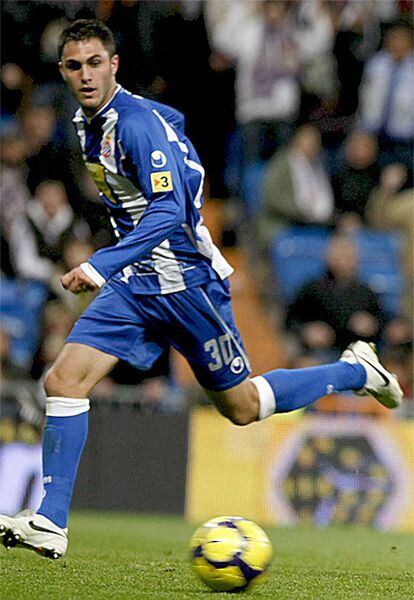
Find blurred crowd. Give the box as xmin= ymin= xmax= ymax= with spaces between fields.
xmin=0 ymin=0 xmax=413 ymax=421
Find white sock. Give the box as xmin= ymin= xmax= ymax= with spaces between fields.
xmin=251 ymin=376 xmax=276 ymax=420
xmin=46 ymin=397 xmax=90 ymax=417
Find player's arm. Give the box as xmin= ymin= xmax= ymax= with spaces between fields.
xmin=81 ymin=113 xmax=186 ymax=286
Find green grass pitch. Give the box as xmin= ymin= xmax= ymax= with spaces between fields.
xmin=1 ymin=512 xmax=413 ymax=599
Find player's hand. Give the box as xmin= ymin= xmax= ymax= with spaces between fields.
xmin=60 ymin=266 xmax=99 ymax=294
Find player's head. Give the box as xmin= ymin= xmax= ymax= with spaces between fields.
xmin=58 ymin=19 xmax=119 ymax=116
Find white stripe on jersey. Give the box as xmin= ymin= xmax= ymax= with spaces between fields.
xmin=106 ymin=174 xmax=146 ymax=206
xmin=110 ymin=216 xmax=121 ymax=239
xmin=199 ymin=287 xmax=251 ymax=371
xmin=184 ymin=158 xmax=205 ymax=209
xmin=152 ymin=109 xmax=190 ymax=155
xmin=100 ymin=109 xmax=148 ymax=225
xmin=141 ymin=106 xmax=232 ymax=286
xmin=100 ymin=109 xmax=118 ymax=173
xmin=73 ymin=109 xmax=87 ymax=159
xmin=151 ymin=239 xmax=185 ymax=294
xmin=152 ymin=109 xmax=205 ymax=210
xmin=105 ymin=171 xmax=148 ymax=227
xmin=152 ymin=109 xmax=179 ymax=143
xmin=182 ymin=221 xmax=234 ymax=281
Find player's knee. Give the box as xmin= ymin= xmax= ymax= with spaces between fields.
xmin=228 ymin=386 xmax=259 ymax=426
xmin=44 ymin=365 xmax=89 ymax=398
xmin=226 ymin=405 xmax=256 ymax=427
xmin=208 ymin=383 xmax=259 ymax=426
xmin=44 ymin=366 xmax=69 ymax=396
xmin=227 ymin=413 xmax=255 ymax=427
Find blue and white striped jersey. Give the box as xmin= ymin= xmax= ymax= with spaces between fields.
xmin=73 ymin=85 xmax=233 ymax=294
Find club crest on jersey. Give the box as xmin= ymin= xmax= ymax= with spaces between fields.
xmin=151 ymin=150 xmax=167 ymax=168
xmin=101 ymin=134 xmax=112 ymax=158
xmin=150 ymin=171 xmax=173 ymax=192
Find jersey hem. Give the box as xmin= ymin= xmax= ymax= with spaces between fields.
xmin=65 ymin=337 xmax=149 ymax=371
xmin=109 ymin=271 xmax=225 ymax=296
xmin=199 ymin=370 xmax=251 ymax=392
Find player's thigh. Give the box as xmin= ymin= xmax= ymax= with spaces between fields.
xmin=147 ymin=279 xmax=251 ymax=392
xmin=44 ymin=342 xmax=119 ymax=397
xmin=204 ymin=378 xmax=259 ymax=426
xmin=67 ymin=282 xmax=167 ymax=373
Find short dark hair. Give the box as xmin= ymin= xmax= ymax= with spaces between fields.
xmin=58 ymin=19 xmax=116 ymax=60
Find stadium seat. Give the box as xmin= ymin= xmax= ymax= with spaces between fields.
xmin=0 ymin=278 xmax=48 ymax=367
xmin=240 ymin=162 xmax=266 ymax=215
xmin=354 ymin=230 xmax=403 ymax=318
xmin=223 ymin=128 xmax=267 ymax=215
xmin=270 ymin=227 xmax=403 ymax=317
xmin=270 ymin=226 xmax=330 ymax=304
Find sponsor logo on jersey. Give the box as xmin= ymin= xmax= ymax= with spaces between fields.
xmin=101 ymin=134 xmax=112 ymax=158
xmin=151 ymin=150 xmax=167 ymax=168
xmin=150 ymin=171 xmax=173 ymax=192
xmin=230 ymin=356 xmax=244 ymax=374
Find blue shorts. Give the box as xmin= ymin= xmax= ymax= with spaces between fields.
xmin=67 ymin=278 xmax=250 ymax=391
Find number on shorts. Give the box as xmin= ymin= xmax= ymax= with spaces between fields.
xmin=204 ymin=334 xmax=234 ymax=372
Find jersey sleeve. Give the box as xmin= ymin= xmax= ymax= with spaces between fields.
xmin=87 ymin=109 xmax=186 ymax=282
xmin=149 ymin=100 xmax=185 ymax=133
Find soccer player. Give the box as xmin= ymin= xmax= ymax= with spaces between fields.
xmin=0 ymin=20 xmax=402 ymax=559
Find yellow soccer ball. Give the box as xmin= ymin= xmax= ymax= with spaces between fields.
xmin=189 ymin=516 xmax=273 ymax=592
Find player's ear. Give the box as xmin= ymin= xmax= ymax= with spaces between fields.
xmin=110 ymin=54 xmax=119 ymax=76
xmin=58 ymin=62 xmax=67 ymax=82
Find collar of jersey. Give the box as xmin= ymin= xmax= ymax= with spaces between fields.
xmin=75 ymin=84 xmax=122 ymax=123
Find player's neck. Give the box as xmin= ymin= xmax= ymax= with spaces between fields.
xmin=82 ymin=82 xmax=120 ymax=119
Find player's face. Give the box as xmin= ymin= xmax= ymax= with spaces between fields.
xmin=59 ymin=38 xmax=119 ymax=117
